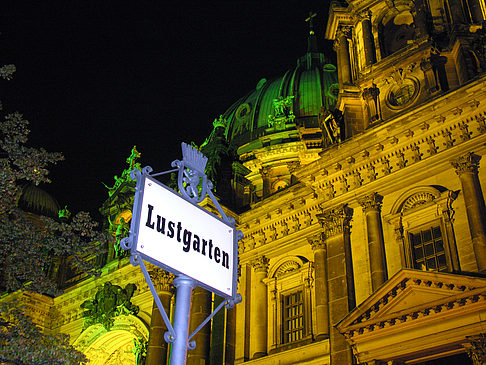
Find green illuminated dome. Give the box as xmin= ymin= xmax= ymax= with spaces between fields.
xmin=201 ymin=29 xmax=340 ymax=208
xmin=220 ymin=51 xmax=339 ymax=155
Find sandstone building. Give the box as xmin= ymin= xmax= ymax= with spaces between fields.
xmin=5 ymin=0 xmax=486 ymax=364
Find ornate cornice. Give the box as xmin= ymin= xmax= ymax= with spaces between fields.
xmin=317 ymin=204 xmax=353 ymax=238
xmin=341 ymin=276 xmax=486 ymax=339
xmin=251 ymin=255 xmax=270 ymax=273
xmin=451 ymin=152 xmax=482 ymax=175
xmin=296 ymin=108 xmax=486 ymax=204
xmin=358 ymin=192 xmax=383 ymax=213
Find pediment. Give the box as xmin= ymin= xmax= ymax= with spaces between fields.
xmin=338 ymin=269 xmax=486 ymax=332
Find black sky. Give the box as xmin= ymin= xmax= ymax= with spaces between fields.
xmin=1 ymin=1 xmax=332 ymax=220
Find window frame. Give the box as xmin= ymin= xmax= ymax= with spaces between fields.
xmin=407 ymin=222 xmax=448 ymax=272
xmin=281 ymin=289 xmax=306 ymax=344
xmin=265 ymin=259 xmax=313 ymax=353
xmin=384 ymin=187 xmax=460 ymax=273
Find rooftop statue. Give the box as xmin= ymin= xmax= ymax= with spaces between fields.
xmin=267 ymin=96 xmax=296 ymax=132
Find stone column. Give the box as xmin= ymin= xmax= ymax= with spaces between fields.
xmin=335 ymin=26 xmax=352 ymax=86
xmin=187 ymin=287 xmax=212 ymax=365
xmin=451 ymin=153 xmax=486 ymax=271
xmin=358 ymin=192 xmax=388 ymax=291
xmin=225 ymin=306 xmax=236 ymax=364
xmin=308 ymin=233 xmax=329 ymax=340
xmin=317 ymin=205 xmax=355 ymax=365
xmin=360 ymin=12 xmax=376 ymax=66
xmin=250 ymin=255 xmax=269 ymax=359
xmin=146 ymin=269 xmax=174 ymax=365
xmin=260 ymin=166 xmax=271 ymax=197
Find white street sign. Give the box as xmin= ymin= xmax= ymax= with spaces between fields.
xmin=133 ymin=175 xmax=236 ymax=298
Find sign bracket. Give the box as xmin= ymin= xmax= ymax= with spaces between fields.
xmin=122 ymin=143 xmax=243 ymax=364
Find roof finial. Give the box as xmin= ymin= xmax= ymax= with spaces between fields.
xmin=305 ymin=12 xmax=317 ymax=35
xmin=305 ymin=12 xmax=318 ymax=53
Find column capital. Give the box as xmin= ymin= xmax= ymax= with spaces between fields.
xmin=358 ymin=192 xmax=383 ymax=213
xmin=149 ymin=267 xmax=175 ymax=293
xmin=308 ymin=233 xmax=326 ymax=251
xmin=260 ymin=166 xmax=271 ymax=177
xmin=451 ymin=152 xmax=482 ymax=175
xmin=336 ymin=25 xmax=352 ymax=39
xmin=356 ymin=10 xmax=372 ymax=22
xmin=251 ymin=255 xmax=270 ymax=273
xmin=317 ymin=204 xmax=353 ymax=238
xmin=463 ymin=333 xmax=486 ymax=365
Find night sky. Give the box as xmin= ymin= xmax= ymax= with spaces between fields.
xmin=2 ymin=1 xmax=332 ymax=220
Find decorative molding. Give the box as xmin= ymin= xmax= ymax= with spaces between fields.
xmin=274 ymin=260 xmax=301 ymax=278
xmin=358 ymin=192 xmax=384 ymax=213
xmin=317 ymin=204 xmax=353 ymax=238
xmin=308 ymin=233 xmax=325 ymax=251
xmin=252 ymin=256 xmax=270 ymax=273
xmin=451 ymin=152 xmax=482 ymax=175
xmin=464 ymin=333 xmax=486 ymax=365
xmin=401 ymin=192 xmax=436 ymax=212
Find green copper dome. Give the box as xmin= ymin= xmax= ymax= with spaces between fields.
xmin=219 ymin=51 xmax=339 ymax=155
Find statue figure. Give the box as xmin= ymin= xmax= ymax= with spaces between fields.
xmin=58 ymin=205 xmax=71 ymax=220
xmin=319 ymin=107 xmax=344 ymax=145
xmin=103 ymin=146 xmax=142 ymax=197
xmin=80 ymin=282 xmax=139 ymax=330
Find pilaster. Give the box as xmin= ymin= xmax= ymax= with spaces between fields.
xmin=308 ymin=233 xmax=329 ymax=340
xmin=358 ymin=192 xmax=388 ymax=291
xmin=317 ymin=205 xmax=355 ymax=365
xmin=451 ymin=153 xmax=486 ymax=271
xmin=250 ymin=255 xmax=269 ymax=359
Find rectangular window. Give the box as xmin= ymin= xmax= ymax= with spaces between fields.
xmin=410 ymin=226 xmax=447 ymax=271
xmin=282 ymin=291 xmax=304 ymax=344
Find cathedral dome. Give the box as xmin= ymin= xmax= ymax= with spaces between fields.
xmin=201 ymin=30 xmax=341 ymax=207
xmin=219 ymin=51 xmax=339 ymax=155
xmin=18 ymin=183 xmax=60 ymax=218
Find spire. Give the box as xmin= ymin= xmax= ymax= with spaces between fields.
xmin=305 ymin=12 xmax=318 ymax=53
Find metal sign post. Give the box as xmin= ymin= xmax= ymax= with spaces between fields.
xmin=121 ymin=143 xmax=242 ymax=365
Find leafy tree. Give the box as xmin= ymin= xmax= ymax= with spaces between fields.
xmin=0 ymin=64 xmax=104 ymax=364
xmin=0 ymin=302 xmax=87 ymax=365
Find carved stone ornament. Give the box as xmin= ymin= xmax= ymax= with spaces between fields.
xmin=274 ymin=260 xmax=301 ymax=278
xmin=401 ymin=192 xmax=436 ymax=212
xmin=148 ymin=267 xmax=175 ymax=293
xmin=336 ymin=25 xmax=352 ymax=39
xmin=464 ymin=333 xmax=486 ymax=365
xmin=80 ymin=282 xmax=139 ymax=331
xmin=252 ymin=255 xmax=270 ymax=273
xmin=358 ymin=192 xmax=384 ymax=212
xmin=317 ymin=204 xmax=353 ymax=238
xmin=308 ymin=233 xmax=325 ymax=251
xmin=172 ymin=142 xmax=209 ymax=204
xmin=451 ymin=152 xmax=482 ymax=175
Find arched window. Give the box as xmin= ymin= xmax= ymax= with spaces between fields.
xmin=384 ymin=186 xmax=460 ymax=272
xmin=264 ymin=256 xmax=313 ymax=352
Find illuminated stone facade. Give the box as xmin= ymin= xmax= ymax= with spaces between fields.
xmin=4 ymin=0 xmax=486 ymax=364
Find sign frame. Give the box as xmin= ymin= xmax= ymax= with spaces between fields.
xmin=127 ymin=170 xmax=238 ymax=301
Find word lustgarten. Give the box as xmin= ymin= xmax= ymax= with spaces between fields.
xmin=145 ymin=204 xmax=230 ymax=269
